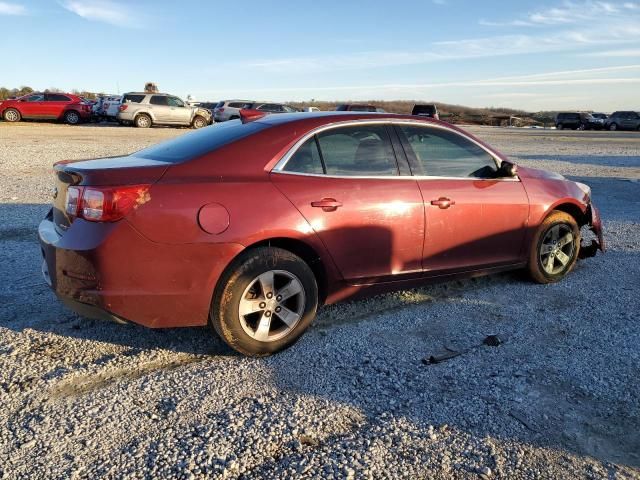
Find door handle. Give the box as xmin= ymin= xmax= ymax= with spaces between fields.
xmin=430 ymin=197 xmax=455 ymax=209
xmin=311 ymin=198 xmax=342 ymax=212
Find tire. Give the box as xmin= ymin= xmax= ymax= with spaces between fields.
xmin=192 ymin=115 xmax=207 ymax=129
xmin=64 ymin=110 xmax=81 ymax=125
xmin=528 ymin=211 xmax=580 ymax=284
xmin=210 ymin=247 xmax=318 ymax=356
xmin=609 ymin=123 xmax=618 ymax=131
xmin=3 ymin=108 xmax=21 ymax=122
xmin=135 ymin=114 xmax=152 ymax=128
xmin=229 ymin=115 xmax=240 ymax=120
xmin=556 ymin=123 xmax=563 ymax=130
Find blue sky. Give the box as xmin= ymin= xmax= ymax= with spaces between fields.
xmin=1 ymin=0 xmax=639 ymax=111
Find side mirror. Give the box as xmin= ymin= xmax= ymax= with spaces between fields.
xmin=499 ymin=160 xmax=518 ymax=178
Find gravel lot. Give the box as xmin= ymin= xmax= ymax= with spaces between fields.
xmin=0 ymin=122 xmax=639 ymax=479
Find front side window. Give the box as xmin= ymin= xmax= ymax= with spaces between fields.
xmin=168 ymin=96 xmax=185 ymax=107
xmin=397 ymin=125 xmax=498 ymax=178
xmin=316 ymin=125 xmax=398 ymax=176
xmin=150 ymin=96 xmax=168 ymax=106
xmin=26 ymin=94 xmax=44 ymax=102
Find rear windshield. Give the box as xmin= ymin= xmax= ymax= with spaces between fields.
xmin=412 ymin=105 xmax=436 ymax=115
xmin=134 ymin=121 xmax=269 ymax=163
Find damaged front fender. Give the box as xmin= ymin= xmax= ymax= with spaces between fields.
xmin=580 ymin=202 xmax=605 ymax=258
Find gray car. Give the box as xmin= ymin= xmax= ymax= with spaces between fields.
xmin=605 ymin=111 xmax=640 ymax=131
xmin=117 ymin=92 xmax=212 ymax=128
xmin=213 ymin=100 xmax=255 ymax=122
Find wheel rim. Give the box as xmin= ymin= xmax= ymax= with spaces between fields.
xmin=610 ymin=124 xmax=617 ymax=131
xmin=138 ymin=116 xmax=149 ymax=127
xmin=238 ymin=270 xmax=305 ymax=342
xmin=195 ymin=118 xmax=204 ymax=128
xmin=67 ymin=112 xmax=79 ymax=124
xmin=5 ymin=110 xmax=18 ymax=121
xmin=539 ymin=224 xmax=575 ymax=275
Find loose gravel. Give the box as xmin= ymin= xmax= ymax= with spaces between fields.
xmin=0 ymin=122 xmax=639 ymax=479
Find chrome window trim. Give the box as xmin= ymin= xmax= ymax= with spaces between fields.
xmin=271 ymin=119 xmax=518 ymax=181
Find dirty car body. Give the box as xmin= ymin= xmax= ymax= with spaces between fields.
xmin=38 ymin=112 xmax=604 ymax=355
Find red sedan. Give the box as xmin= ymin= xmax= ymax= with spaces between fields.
xmin=0 ymin=92 xmax=92 ymax=124
xmin=39 ymin=111 xmax=604 ymax=355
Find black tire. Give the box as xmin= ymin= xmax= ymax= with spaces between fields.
xmin=229 ymin=115 xmax=240 ymax=120
xmin=528 ymin=210 xmax=580 ymax=284
xmin=3 ymin=108 xmax=21 ymax=122
xmin=64 ymin=110 xmax=81 ymax=125
xmin=135 ymin=114 xmax=152 ymax=128
xmin=210 ymin=247 xmax=318 ymax=356
xmin=192 ymin=115 xmax=207 ymax=129
xmin=556 ymin=123 xmax=563 ymax=130
xmin=609 ymin=123 xmax=618 ymax=131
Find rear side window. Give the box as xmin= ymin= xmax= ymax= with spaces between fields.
xmin=317 ymin=125 xmax=398 ymax=176
xmin=47 ymin=94 xmax=71 ymax=102
xmin=228 ymin=102 xmax=245 ymax=108
xmin=397 ymin=125 xmax=497 ymax=178
xmin=283 ymin=138 xmax=324 ymax=174
xmin=150 ymin=96 xmax=168 ymax=106
xmin=135 ymin=120 xmax=269 ymax=163
xmin=214 ymin=101 xmax=224 ymax=108
xmin=123 ymin=94 xmax=145 ymax=103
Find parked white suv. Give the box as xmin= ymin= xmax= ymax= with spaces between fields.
xmin=213 ymin=100 xmax=255 ymax=122
xmin=117 ymin=92 xmax=212 ymax=128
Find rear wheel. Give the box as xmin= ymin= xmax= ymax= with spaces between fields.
xmin=210 ymin=247 xmax=318 ymax=356
xmin=3 ymin=108 xmax=21 ymax=122
xmin=229 ymin=115 xmax=239 ymax=120
xmin=609 ymin=123 xmax=618 ymax=131
xmin=64 ymin=110 xmax=81 ymax=125
xmin=192 ymin=115 xmax=207 ymax=129
xmin=135 ymin=114 xmax=152 ymax=128
xmin=528 ymin=211 xmax=580 ymax=284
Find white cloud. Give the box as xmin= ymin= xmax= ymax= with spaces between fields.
xmin=0 ymin=1 xmax=26 ymax=15
xmin=481 ymin=0 xmax=640 ymax=27
xmin=583 ymin=48 xmax=640 ymax=57
xmin=61 ymin=0 xmax=140 ymax=28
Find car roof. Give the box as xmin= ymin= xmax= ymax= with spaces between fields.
xmin=253 ymin=111 xmax=437 ymax=126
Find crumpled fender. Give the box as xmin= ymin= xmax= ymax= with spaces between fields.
xmin=581 ymin=202 xmax=605 ymax=258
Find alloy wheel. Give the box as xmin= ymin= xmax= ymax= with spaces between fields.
xmin=5 ymin=110 xmax=19 ymax=122
xmin=66 ymin=112 xmax=79 ymax=124
xmin=238 ymin=270 xmax=305 ymax=342
xmin=539 ymin=224 xmax=575 ymax=275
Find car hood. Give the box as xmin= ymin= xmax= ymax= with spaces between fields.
xmin=516 ymin=165 xmax=566 ymax=181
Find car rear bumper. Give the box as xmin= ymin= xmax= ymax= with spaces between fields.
xmin=38 ymin=209 xmax=244 ymax=328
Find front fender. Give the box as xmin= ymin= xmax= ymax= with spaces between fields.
xmin=582 ymin=202 xmax=605 ymax=256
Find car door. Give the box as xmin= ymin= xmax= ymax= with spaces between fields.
xmin=18 ymin=93 xmax=45 ymax=118
xmin=168 ymin=96 xmax=192 ymax=124
xmin=149 ymin=95 xmax=171 ymax=122
xmin=395 ymin=123 xmax=529 ymax=273
xmin=45 ymin=93 xmax=72 ymax=119
xmin=622 ymin=112 xmax=638 ymax=130
xmin=271 ymin=122 xmax=425 ymax=282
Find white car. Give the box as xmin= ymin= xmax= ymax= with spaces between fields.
xmin=101 ymin=95 xmax=122 ymax=119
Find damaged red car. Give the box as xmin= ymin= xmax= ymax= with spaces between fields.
xmin=39 ymin=111 xmax=604 ymax=355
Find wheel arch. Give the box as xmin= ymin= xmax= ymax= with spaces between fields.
xmin=549 ymin=200 xmax=588 ymax=227
xmin=215 ymin=237 xmax=329 ymax=306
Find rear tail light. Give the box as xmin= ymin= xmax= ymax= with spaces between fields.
xmin=64 ymin=185 xmax=150 ymax=222
xmin=119 ymin=104 xmax=128 ymax=112
xmin=217 ymin=108 xmax=224 ymax=113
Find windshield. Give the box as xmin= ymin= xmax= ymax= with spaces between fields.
xmin=134 ymin=121 xmax=269 ymax=163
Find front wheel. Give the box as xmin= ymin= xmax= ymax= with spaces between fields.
xmin=609 ymin=123 xmax=618 ymax=131
xmin=556 ymin=123 xmax=563 ymax=130
xmin=528 ymin=211 xmax=580 ymax=284
xmin=3 ymin=108 xmax=21 ymax=122
xmin=192 ymin=115 xmax=207 ymax=129
xmin=210 ymin=247 xmax=318 ymax=356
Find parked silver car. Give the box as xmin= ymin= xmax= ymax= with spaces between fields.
xmin=117 ymin=92 xmax=212 ymax=128
xmin=213 ymin=100 xmax=255 ymax=122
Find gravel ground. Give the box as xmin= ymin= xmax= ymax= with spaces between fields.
xmin=0 ymin=122 xmax=639 ymax=479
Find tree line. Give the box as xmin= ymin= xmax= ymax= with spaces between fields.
xmin=0 ymin=86 xmax=98 ymax=100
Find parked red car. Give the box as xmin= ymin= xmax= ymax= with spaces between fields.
xmin=39 ymin=111 xmax=604 ymax=355
xmin=0 ymin=92 xmax=91 ymax=124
